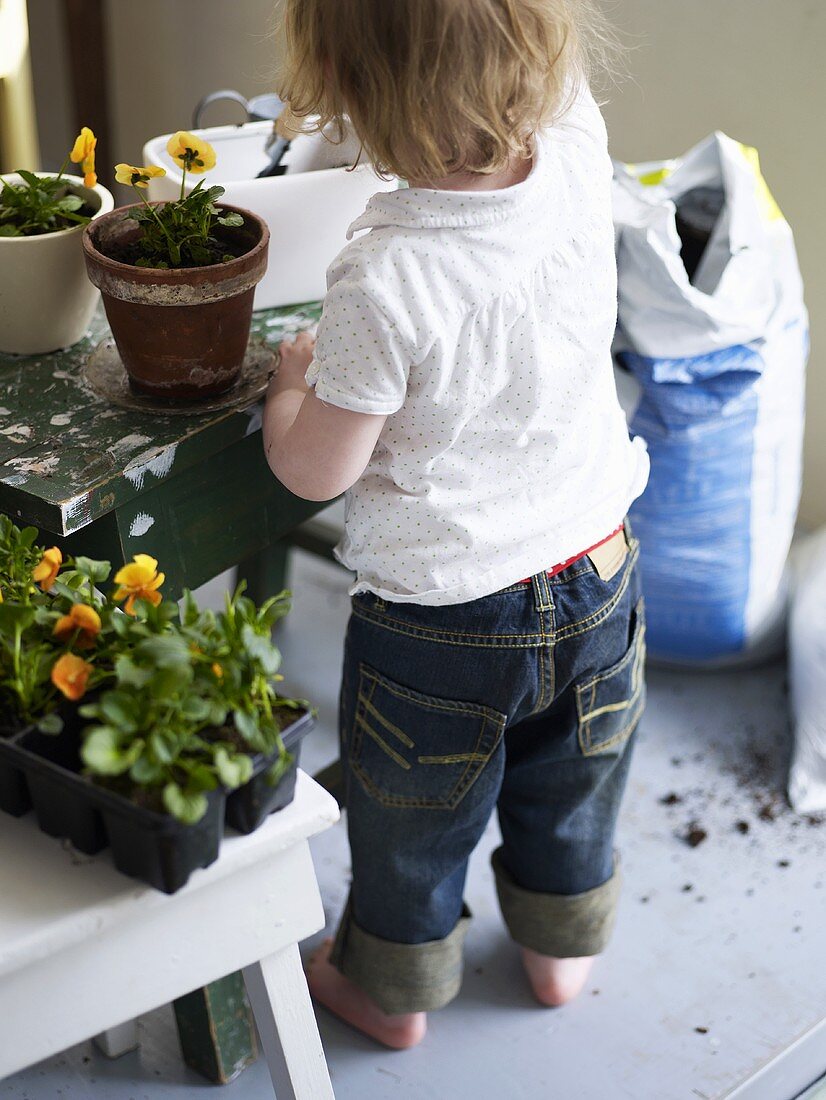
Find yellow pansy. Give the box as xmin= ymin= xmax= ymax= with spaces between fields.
xmin=32 ymin=547 xmax=62 ymax=591
xmin=70 ymin=126 xmax=97 ymax=189
xmin=53 ymin=603 xmax=102 ymax=649
xmin=114 ymin=163 xmax=167 ymax=189
xmin=51 ymin=653 xmax=93 ymax=701
xmin=166 ymin=131 xmax=217 ymax=174
xmin=113 ymin=553 xmax=165 ymax=615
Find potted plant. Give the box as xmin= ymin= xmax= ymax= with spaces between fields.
xmin=0 ymin=516 xmax=314 ymax=891
xmin=179 ymin=584 xmax=314 ymax=834
xmin=82 ymin=132 xmax=270 ymax=400
xmin=0 ymin=529 xmax=112 ymax=820
xmin=0 ymin=128 xmax=115 ymax=354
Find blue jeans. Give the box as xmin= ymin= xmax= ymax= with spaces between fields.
xmin=330 ymin=528 xmax=645 ymax=1014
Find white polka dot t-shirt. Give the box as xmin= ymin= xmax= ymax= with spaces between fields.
xmin=305 ymin=82 xmax=649 ymax=605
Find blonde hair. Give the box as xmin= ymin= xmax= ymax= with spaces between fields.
xmin=279 ymin=0 xmax=618 ymax=182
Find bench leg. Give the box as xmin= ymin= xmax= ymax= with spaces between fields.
xmin=243 ymin=943 xmax=334 ymax=1100
xmin=238 ymin=539 xmax=291 ymax=605
xmin=173 ymin=972 xmax=258 ymax=1085
xmin=93 ymin=1019 xmax=140 ymax=1058
xmin=172 ymin=541 xmax=292 ymax=1083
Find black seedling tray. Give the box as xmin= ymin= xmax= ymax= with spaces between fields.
xmin=0 ymin=699 xmax=87 ymax=820
xmin=94 ymin=785 xmax=225 ymax=894
xmin=0 ymin=722 xmax=32 ymax=817
xmin=224 ymin=709 xmax=314 ymax=835
xmin=0 ymin=723 xmax=224 ymax=892
xmin=17 ymin=726 xmax=107 ymax=854
xmin=0 ymin=705 xmax=316 ymax=892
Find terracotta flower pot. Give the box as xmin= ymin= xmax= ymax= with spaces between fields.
xmin=0 ymin=173 xmax=114 ymax=355
xmin=82 ymin=202 xmax=269 ymax=400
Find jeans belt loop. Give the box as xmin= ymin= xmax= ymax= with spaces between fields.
xmin=532 ymin=569 xmax=554 ymax=613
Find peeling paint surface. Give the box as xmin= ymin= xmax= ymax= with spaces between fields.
xmin=128 ymin=511 xmax=155 ymax=537
xmin=0 ymin=300 xmax=323 ymax=534
xmin=5 ymin=454 xmax=60 ymax=477
xmin=244 ymin=403 xmax=264 ymax=436
xmin=0 ymin=425 xmax=32 ymax=441
xmin=123 ymin=443 xmax=178 ymax=490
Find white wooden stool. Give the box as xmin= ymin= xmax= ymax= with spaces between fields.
xmin=0 ymin=770 xmax=339 ymax=1099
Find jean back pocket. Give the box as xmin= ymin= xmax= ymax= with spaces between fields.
xmin=576 ymin=599 xmax=646 ymax=756
xmin=351 ymin=663 xmax=506 ymax=810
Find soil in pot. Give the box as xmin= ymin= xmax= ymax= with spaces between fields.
xmin=16 ymin=726 xmax=107 ymax=854
xmin=224 ymin=709 xmax=314 ymax=835
xmin=82 ymin=203 xmax=269 ymax=401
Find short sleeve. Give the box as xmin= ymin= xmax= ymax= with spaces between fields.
xmin=305 ymin=279 xmax=411 ymax=415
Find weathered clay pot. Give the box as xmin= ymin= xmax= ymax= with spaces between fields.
xmin=82 ymin=203 xmax=269 ymax=400
xmin=0 ymin=173 xmax=114 ymax=355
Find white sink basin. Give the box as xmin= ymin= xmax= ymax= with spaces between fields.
xmin=142 ymin=121 xmax=396 ymax=309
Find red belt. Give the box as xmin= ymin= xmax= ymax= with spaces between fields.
xmin=518 ymin=526 xmax=624 ymax=584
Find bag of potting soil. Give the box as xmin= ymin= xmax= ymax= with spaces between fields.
xmin=788 ymin=529 xmax=826 ymax=813
xmin=612 ymin=132 xmax=808 ymax=665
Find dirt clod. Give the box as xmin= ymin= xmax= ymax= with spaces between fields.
xmin=695 ymin=1026 xmax=709 ymax=1035
xmin=660 ymin=792 xmax=683 ymax=806
xmin=735 ymin=820 xmax=750 ymax=835
xmin=685 ymin=825 xmax=708 ymax=848
xmin=777 ymin=859 xmax=791 ymax=868
xmin=682 ymin=884 xmax=693 ymax=892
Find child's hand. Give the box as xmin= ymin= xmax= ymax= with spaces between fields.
xmin=274 ymin=331 xmax=316 ymax=393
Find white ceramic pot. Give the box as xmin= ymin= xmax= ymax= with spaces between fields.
xmin=0 ymin=173 xmax=115 ymax=355
xmin=143 ymin=122 xmax=397 ymax=309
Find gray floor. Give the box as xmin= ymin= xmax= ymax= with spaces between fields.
xmin=3 ymin=550 xmax=826 ymax=1100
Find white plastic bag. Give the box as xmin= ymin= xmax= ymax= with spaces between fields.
xmin=613 ymin=133 xmax=808 ymax=665
xmin=788 ymin=529 xmax=826 ymax=813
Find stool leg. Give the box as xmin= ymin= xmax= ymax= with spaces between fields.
xmin=93 ymin=1020 xmax=140 ymax=1058
xmin=243 ymin=943 xmax=334 ymax=1100
xmin=238 ymin=539 xmax=291 ymax=605
xmin=172 ymin=540 xmax=291 ymax=1084
xmin=173 ymin=972 xmax=258 ymax=1085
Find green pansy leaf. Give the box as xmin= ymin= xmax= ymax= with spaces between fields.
xmin=72 ymin=556 xmax=111 ymax=584
xmin=240 ymin=623 xmax=281 ymax=675
xmin=114 ymin=654 xmax=151 ymax=688
xmin=214 ymin=747 xmax=253 ymax=789
xmin=266 ymin=750 xmax=294 ymax=787
xmin=0 ymin=602 xmax=35 ymax=632
xmin=233 ymin=707 xmax=259 ymax=743
xmin=162 ymin=782 xmax=208 ymax=824
xmin=129 ymin=754 xmax=163 ymax=785
xmin=37 ymin=711 xmax=64 ymax=735
xmin=81 ymin=726 xmax=142 ymax=776
xmin=148 ymin=728 xmax=177 ymax=764
xmin=99 ymin=692 xmax=138 ymax=733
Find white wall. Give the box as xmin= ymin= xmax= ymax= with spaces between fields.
xmin=600 ymin=0 xmax=824 ymax=526
xmin=104 ymin=0 xmax=283 ymax=169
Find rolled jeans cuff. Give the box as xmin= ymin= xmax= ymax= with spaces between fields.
xmin=491 ymin=847 xmax=621 ymax=957
xmin=329 ymin=897 xmax=472 ymax=1015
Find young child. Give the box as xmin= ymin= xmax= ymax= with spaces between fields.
xmin=263 ymin=0 xmax=650 ymax=1050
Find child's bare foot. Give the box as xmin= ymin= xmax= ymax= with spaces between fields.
xmin=306 ymin=939 xmax=427 ymax=1049
xmin=520 ymin=947 xmax=595 ymax=1006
